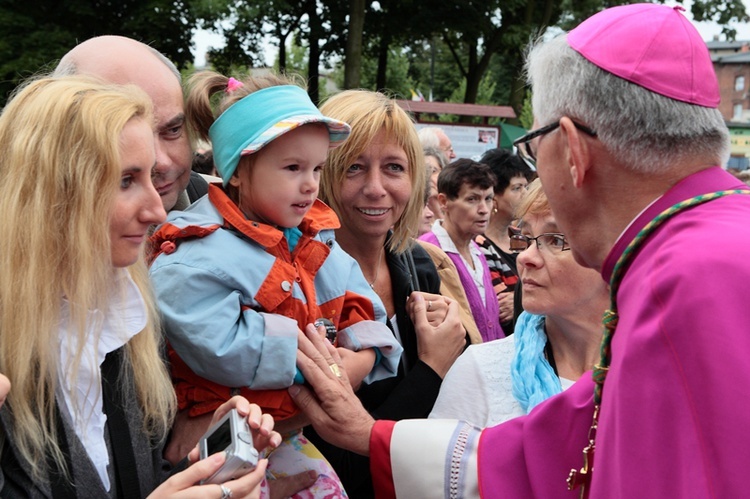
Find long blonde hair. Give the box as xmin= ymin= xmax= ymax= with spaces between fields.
xmin=318 ymin=90 xmax=425 ymax=254
xmin=0 ymin=76 xmax=176 ymax=481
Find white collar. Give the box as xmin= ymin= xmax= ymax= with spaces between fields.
xmin=431 ymin=220 xmax=481 ymax=258
xmin=56 ymin=268 xmax=147 ymax=491
xmin=431 ymin=220 xmax=486 ymax=297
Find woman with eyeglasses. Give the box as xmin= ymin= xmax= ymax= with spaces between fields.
xmin=429 ymin=179 xmax=608 ymax=427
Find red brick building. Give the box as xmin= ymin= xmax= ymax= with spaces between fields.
xmin=708 ymin=40 xmax=750 ymax=169
xmin=709 ymin=40 xmax=750 ymax=123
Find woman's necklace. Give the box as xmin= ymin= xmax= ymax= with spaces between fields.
xmin=369 ymin=248 xmax=384 ymax=289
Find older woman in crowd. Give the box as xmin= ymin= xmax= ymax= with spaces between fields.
xmin=312 ymin=89 xmax=466 ymax=498
xmin=419 ymin=159 xmax=504 ymax=341
xmin=0 ymin=75 xmax=277 ymax=498
xmin=430 ymin=179 xmax=607 ymax=426
xmin=417 ymin=158 xmax=482 ymax=343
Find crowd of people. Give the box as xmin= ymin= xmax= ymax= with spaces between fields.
xmin=0 ymin=2 xmax=747 ymax=498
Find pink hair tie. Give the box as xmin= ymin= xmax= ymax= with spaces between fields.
xmin=226 ymin=77 xmax=243 ymax=93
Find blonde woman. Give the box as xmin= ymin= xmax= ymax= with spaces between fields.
xmin=0 ymin=76 xmax=279 ymax=498
xmin=312 ymin=90 xmax=466 ymax=497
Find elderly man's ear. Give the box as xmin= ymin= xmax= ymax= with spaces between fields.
xmin=560 ymin=116 xmax=594 ymax=189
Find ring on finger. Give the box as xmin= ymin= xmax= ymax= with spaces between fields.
xmin=427 ymin=300 xmax=432 ymax=311
xmin=329 ymin=363 xmax=342 ymax=378
xmin=220 ymin=485 xmax=233 ymax=499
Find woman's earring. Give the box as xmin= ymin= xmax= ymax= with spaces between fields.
xmin=493 ymin=207 xmax=498 ymax=214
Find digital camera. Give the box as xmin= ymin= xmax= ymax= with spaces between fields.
xmin=199 ymin=408 xmax=259 ymax=484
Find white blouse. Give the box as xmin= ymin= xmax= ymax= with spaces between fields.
xmin=430 ymin=220 xmax=487 ymax=304
xmin=430 ymin=335 xmax=575 ymax=427
xmin=56 ymin=269 xmax=146 ymax=491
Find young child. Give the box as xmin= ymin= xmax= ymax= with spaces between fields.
xmin=149 ymin=72 xmax=402 ymax=497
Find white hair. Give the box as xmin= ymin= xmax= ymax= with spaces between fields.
xmin=525 ymin=35 xmax=730 ymax=173
xmin=418 ymin=127 xmax=444 ymax=150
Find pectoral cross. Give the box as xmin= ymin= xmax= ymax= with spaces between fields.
xmin=567 ymin=440 xmax=594 ymax=497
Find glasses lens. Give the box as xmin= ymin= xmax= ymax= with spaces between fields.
xmin=537 ymin=234 xmax=569 ymax=253
xmin=509 ymin=234 xmax=529 ymax=253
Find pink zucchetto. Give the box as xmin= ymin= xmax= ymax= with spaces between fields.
xmin=567 ymin=3 xmax=720 ymax=108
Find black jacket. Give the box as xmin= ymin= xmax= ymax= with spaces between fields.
xmin=186 ymin=171 xmax=209 ymax=203
xmin=305 ymin=242 xmax=444 ymax=498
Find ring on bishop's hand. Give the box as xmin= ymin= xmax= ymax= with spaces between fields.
xmin=220 ymin=485 xmax=233 ymax=499
xmin=329 ymin=363 xmax=342 ymax=378
xmin=427 ymin=300 xmax=433 ymax=311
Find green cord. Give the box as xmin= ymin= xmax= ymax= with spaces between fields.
xmin=593 ymin=189 xmax=750 ymax=405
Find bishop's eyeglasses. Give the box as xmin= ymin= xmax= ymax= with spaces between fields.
xmin=513 ymin=120 xmax=597 ymax=169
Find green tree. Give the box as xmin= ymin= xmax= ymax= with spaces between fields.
xmin=199 ymin=0 xmax=346 ymax=104
xmin=359 ymin=47 xmax=415 ymax=98
xmin=196 ymin=0 xmax=300 ymax=73
xmin=0 ymin=0 xmax=197 ymax=105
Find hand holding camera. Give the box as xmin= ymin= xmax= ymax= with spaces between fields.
xmin=199 ymin=408 xmax=260 ymax=484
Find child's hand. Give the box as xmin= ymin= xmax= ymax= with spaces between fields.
xmin=336 ymin=347 xmax=376 ymax=391
xmin=186 ymin=397 xmax=282 ymax=464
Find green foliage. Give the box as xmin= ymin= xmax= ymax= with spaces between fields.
xmin=430 ymin=73 xmax=498 ymax=123
xmin=519 ymin=91 xmax=535 ymax=130
xmin=284 ymin=35 xmax=309 ymax=78
xmin=403 ymin=39 xmax=464 ymax=102
xmin=1 ymin=0 xmax=747 ymax=112
xmin=360 ymin=48 xmax=415 ymax=99
xmin=0 ymin=0 xmax=197 ymax=106
xmin=692 ymin=0 xmax=750 ymax=39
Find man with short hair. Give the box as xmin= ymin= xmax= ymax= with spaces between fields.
xmin=290 ymin=4 xmax=750 ymax=498
xmin=55 ymin=36 xmax=206 ymax=212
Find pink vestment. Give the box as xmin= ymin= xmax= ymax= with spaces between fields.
xmin=372 ymin=167 xmax=750 ymax=498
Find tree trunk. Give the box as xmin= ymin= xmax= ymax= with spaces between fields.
xmin=307 ymin=1 xmax=322 ymax=104
xmin=277 ymin=24 xmax=287 ymax=74
xmin=344 ymin=0 xmax=365 ymax=89
xmin=461 ymin=38 xmax=483 ymax=123
xmin=375 ymin=32 xmax=391 ymax=91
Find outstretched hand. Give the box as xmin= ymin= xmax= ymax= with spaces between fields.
xmin=185 ymin=396 xmax=282 ymax=465
xmin=289 ymin=324 xmax=374 ymax=456
xmin=148 ymin=453 xmax=268 ymax=499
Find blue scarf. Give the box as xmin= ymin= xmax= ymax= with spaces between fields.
xmin=511 ymin=311 xmax=562 ymax=413
xmin=282 ymin=226 xmax=302 ymax=252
